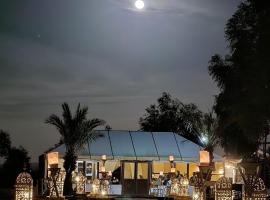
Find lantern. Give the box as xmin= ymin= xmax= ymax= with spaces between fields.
xmin=15 ymin=172 xmax=33 ymax=200
xmin=199 ymin=150 xmax=210 ymax=165
xmin=169 ymin=155 xmax=174 ymax=162
xmin=101 ymin=155 xmax=107 ymax=161
xmin=47 ymin=152 xmax=59 ymax=168
xmin=75 ymin=172 xmax=86 ymax=194
xmin=170 ymin=167 xmax=176 ymax=173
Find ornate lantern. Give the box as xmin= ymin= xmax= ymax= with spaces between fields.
xmin=47 ymin=169 xmax=65 ymax=197
xmin=215 ymin=177 xmax=232 ymax=200
xmin=15 ymin=172 xmax=33 ymax=200
xmin=75 ymin=172 xmax=87 ymax=194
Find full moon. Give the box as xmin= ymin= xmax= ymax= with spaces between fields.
xmin=135 ymin=0 xmax=144 ymax=10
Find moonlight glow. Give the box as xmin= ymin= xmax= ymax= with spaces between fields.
xmin=135 ymin=0 xmax=144 ymax=10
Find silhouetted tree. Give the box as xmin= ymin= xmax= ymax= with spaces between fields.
xmin=139 ymin=92 xmax=203 ymax=143
xmin=0 ymin=130 xmax=11 ymax=157
xmin=209 ymin=0 xmax=270 ymax=158
xmin=46 ymin=103 xmax=105 ymax=196
xmin=0 ymin=146 xmax=30 ymax=188
xmin=199 ymin=112 xmax=219 ymax=164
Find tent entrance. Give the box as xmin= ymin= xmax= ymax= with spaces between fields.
xmin=121 ymin=161 xmax=151 ymax=196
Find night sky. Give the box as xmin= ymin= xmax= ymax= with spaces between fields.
xmin=0 ymin=0 xmax=239 ymax=161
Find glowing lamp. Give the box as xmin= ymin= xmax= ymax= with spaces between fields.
xmin=101 ymin=166 xmax=106 ymax=173
xmin=47 ymin=152 xmax=59 ymax=167
xmin=159 ymin=171 xmax=164 ymax=176
xmin=199 ymin=150 xmax=210 ymax=165
xmin=108 ymin=171 xmax=112 ymax=176
xmin=169 ymin=155 xmax=174 ymax=162
xmin=15 ymin=172 xmax=33 ymax=200
xmin=101 ymin=155 xmax=107 ymax=161
xmin=171 ymin=167 xmax=176 ymax=173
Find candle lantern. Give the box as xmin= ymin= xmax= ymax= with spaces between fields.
xmin=199 ymin=151 xmax=210 ymax=166
xmin=75 ymin=172 xmax=86 ymax=194
xmin=47 ymin=152 xmax=59 ymax=168
xmin=169 ymin=155 xmax=174 ymax=162
xmin=101 ymin=155 xmax=107 ymax=161
xmin=15 ymin=172 xmax=33 ymax=200
xmin=170 ymin=167 xmax=176 ymax=173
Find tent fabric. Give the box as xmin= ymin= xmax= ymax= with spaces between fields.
xmin=50 ymin=130 xmax=223 ymax=162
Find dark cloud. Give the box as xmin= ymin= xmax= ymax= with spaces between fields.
xmin=0 ymin=0 xmax=239 ymax=161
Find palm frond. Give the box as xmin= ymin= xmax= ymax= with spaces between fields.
xmin=62 ymin=103 xmax=73 ymax=125
xmin=45 ymin=114 xmax=66 ymax=136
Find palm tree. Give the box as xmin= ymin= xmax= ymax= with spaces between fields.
xmin=199 ymin=112 xmax=219 ymax=164
xmin=46 ymin=103 xmax=105 ymax=196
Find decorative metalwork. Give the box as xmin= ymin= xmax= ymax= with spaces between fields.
xmin=15 ymin=172 xmax=33 ymax=200
xmin=75 ymin=172 xmax=86 ymax=194
xmin=92 ymin=179 xmax=100 ymax=194
xmin=169 ymin=176 xmax=189 ymax=197
xmin=190 ymin=172 xmax=205 ymax=200
xmin=47 ymin=168 xmax=65 ymax=197
xmin=215 ymin=177 xmax=232 ymax=200
xmin=100 ymin=179 xmax=110 ymax=195
xmin=170 ymin=178 xmax=180 ymax=196
xmin=243 ymin=175 xmax=267 ymax=200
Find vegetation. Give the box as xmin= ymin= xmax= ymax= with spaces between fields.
xmin=46 ymin=103 xmax=105 ymax=196
xmin=139 ymin=92 xmax=203 ymax=143
xmin=0 ymin=130 xmax=11 ymax=157
xmin=199 ymin=112 xmax=219 ymax=163
xmin=208 ymin=0 xmax=270 ymax=158
xmin=0 ymin=130 xmax=30 ymax=188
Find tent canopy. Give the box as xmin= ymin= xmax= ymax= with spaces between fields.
xmin=51 ymin=131 xmax=223 ymax=162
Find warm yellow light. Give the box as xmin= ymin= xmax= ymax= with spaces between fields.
xmin=135 ymin=0 xmax=144 ymax=10
xmin=219 ymin=169 xmax=224 ymax=174
xmin=75 ymin=176 xmax=80 ymax=182
xmin=47 ymin=152 xmax=59 ymax=166
xmin=101 ymin=190 xmax=106 ymax=196
xmin=199 ymin=150 xmax=210 ymax=165
xmin=169 ymin=155 xmax=174 ymax=162
xmin=101 ymin=166 xmax=106 ymax=173
xmin=101 ymin=154 xmax=107 ymax=161
xmin=159 ymin=171 xmax=164 ymax=176
xmin=108 ymin=171 xmax=112 ymax=176
xmin=171 ymin=167 xmax=176 ymax=173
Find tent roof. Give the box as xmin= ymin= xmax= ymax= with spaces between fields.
xmin=50 ymin=130 xmax=223 ymax=162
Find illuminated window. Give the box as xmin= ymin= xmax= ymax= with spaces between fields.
xmin=85 ymin=161 xmax=93 ymax=176
xmin=137 ymin=162 xmax=148 ymax=179
xmin=124 ymin=162 xmax=135 ymax=179
xmin=76 ymin=161 xmax=84 ymax=174
xmin=152 ymin=161 xmax=171 ymax=174
xmin=189 ymin=163 xmax=199 ymax=178
xmin=175 ymin=163 xmax=187 ymax=175
xmin=211 ymin=162 xmax=224 ymax=181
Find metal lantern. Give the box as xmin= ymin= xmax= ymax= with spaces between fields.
xmin=15 ymin=172 xmax=33 ymax=200
xmin=75 ymin=172 xmax=86 ymax=194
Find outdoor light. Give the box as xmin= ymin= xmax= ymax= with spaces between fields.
xmin=47 ymin=152 xmax=59 ymax=167
xmin=108 ymin=171 xmax=112 ymax=176
xmin=169 ymin=155 xmax=174 ymax=162
xmin=101 ymin=166 xmax=106 ymax=173
xmin=218 ymin=169 xmax=224 ymax=174
xmin=135 ymin=0 xmax=144 ymax=10
xmin=15 ymin=172 xmax=33 ymax=200
xmin=199 ymin=150 xmax=210 ymax=165
xmin=101 ymin=154 xmax=107 ymax=161
xmin=170 ymin=167 xmax=176 ymax=173
xmin=101 ymin=190 xmax=106 ymax=196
